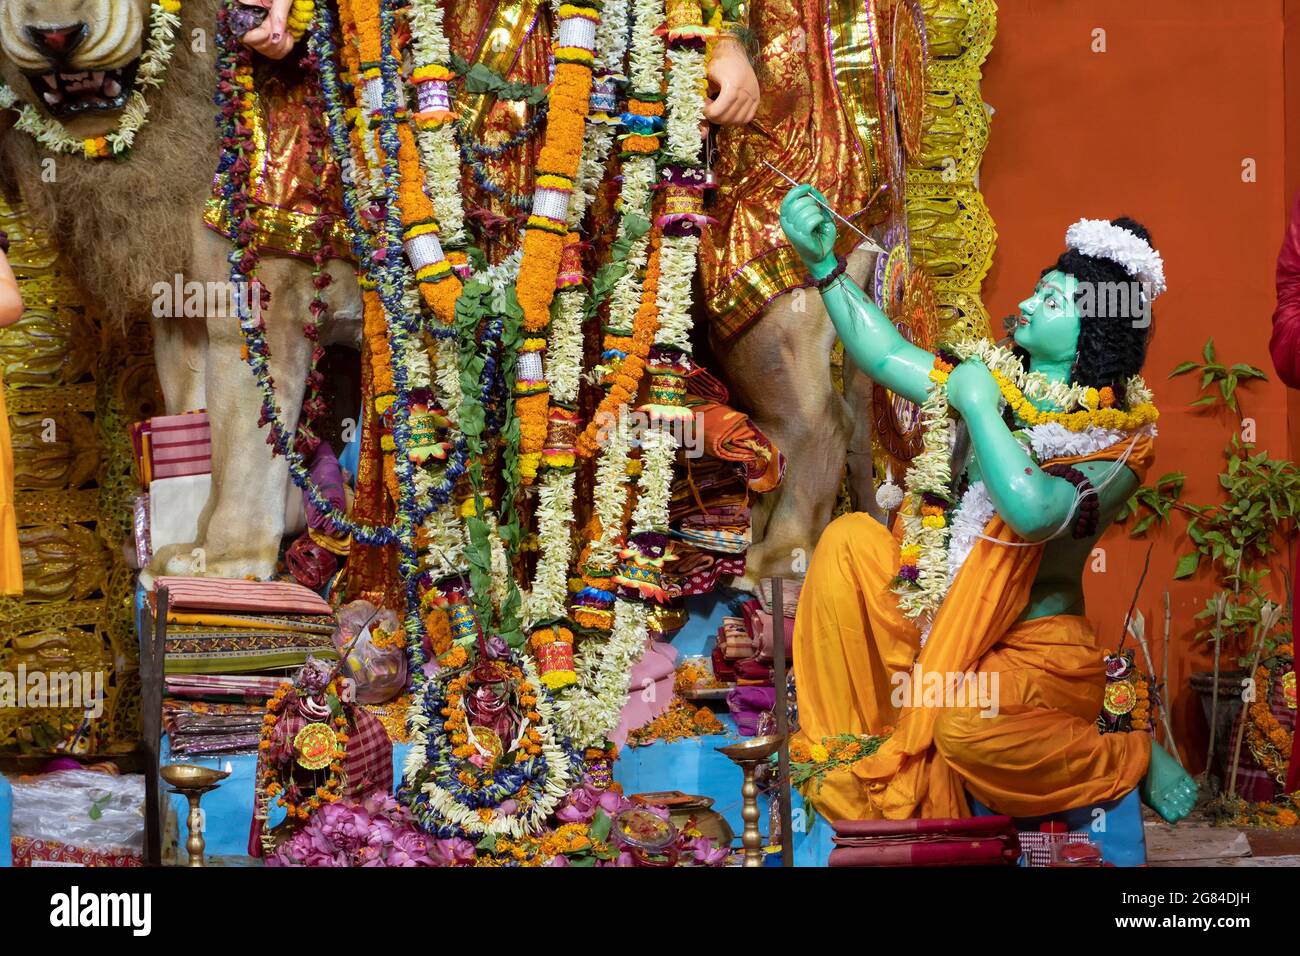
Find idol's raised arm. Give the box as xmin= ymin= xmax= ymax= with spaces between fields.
xmin=780 ymin=185 xmax=935 ymax=404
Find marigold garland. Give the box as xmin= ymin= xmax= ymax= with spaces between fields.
xmin=578 ymin=228 xmax=664 ymax=457
xmin=894 ymin=336 xmax=1159 ymax=622
xmin=257 ymin=680 xmax=349 ymax=825
xmin=1246 ymin=646 xmax=1295 ymax=786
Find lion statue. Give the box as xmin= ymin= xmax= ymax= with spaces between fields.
xmin=0 ymin=0 xmax=360 ymax=581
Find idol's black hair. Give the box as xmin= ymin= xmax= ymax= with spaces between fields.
xmin=1046 ymin=217 xmax=1154 ymax=404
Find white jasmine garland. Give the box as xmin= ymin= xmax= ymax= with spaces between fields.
xmin=556 ymin=599 xmax=650 ymax=746
xmin=407 ymin=0 xmax=467 ymax=248
xmin=547 ymin=291 xmax=585 ymax=404
xmin=588 ymin=421 xmax=632 ymax=569
xmin=607 ymin=156 xmax=658 ymax=330
xmin=663 ymin=46 xmax=707 ymax=163
xmin=526 ymin=472 xmax=578 ymax=626
xmin=0 ymin=2 xmax=182 ymax=158
xmin=630 ymin=427 xmax=676 ymax=532
xmin=524 ymin=0 xmax=630 ymax=624
xmin=1064 ymin=219 xmax=1166 ymax=299
xmin=653 ymin=233 xmax=700 ymax=352
xmin=896 ymin=336 xmax=1158 ymax=622
xmin=629 ymin=0 xmax=666 ymax=90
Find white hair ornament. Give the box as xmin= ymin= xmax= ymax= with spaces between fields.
xmin=1064 ymin=219 xmax=1167 ymax=300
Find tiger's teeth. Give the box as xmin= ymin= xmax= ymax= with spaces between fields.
xmin=42 ymin=74 xmax=58 ymax=90
xmin=43 ymin=91 xmax=62 ymax=105
xmin=92 ymin=71 xmax=105 ymax=85
xmin=103 ymin=78 xmax=121 ymax=98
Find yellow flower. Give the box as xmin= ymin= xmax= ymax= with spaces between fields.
xmin=809 ymin=744 xmax=830 ymax=763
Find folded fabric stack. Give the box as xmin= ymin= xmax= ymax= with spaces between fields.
xmin=828 ymin=817 xmax=1022 ymax=867
xmin=164 ymin=700 xmax=266 ymax=757
xmin=128 ymin=411 xmax=212 ymax=567
xmin=718 ymin=585 xmax=802 ymax=736
xmin=155 ymin=577 xmax=338 ymax=758
xmin=663 ymin=370 xmax=784 ymax=602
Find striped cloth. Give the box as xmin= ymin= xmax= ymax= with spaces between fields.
xmin=148 ymin=411 xmax=211 ymax=480
xmin=154 ymin=576 xmax=332 ymax=615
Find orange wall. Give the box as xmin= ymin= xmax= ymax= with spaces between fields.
xmin=980 ymin=0 xmax=1291 ymax=770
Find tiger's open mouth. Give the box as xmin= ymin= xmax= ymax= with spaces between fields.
xmin=24 ymin=57 xmax=139 ymax=118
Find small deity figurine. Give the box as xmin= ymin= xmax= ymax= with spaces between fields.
xmin=778 ymin=184 xmax=1198 ymax=825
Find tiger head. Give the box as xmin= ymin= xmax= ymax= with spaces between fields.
xmin=0 ymin=0 xmax=155 ymax=139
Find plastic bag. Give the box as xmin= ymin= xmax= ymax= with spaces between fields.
xmin=9 ymin=769 xmax=144 ymax=863
xmin=333 ymin=600 xmax=407 ymax=704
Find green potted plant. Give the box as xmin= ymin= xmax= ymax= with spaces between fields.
xmin=1119 ymin=340 xmax=1297 ymax=794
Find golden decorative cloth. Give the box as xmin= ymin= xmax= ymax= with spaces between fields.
xmin=700 ymin=0 xmax=885 ymax=342
xmin=204 ymin=74 xmax=352 ymax=259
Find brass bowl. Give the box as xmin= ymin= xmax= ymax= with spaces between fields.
xmin=160 ymin=763 xmax=231 ymax=790
xmin=716 ymin=733 xmax=785 ymax=762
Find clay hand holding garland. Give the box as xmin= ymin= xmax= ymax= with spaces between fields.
xmin=780 ymin=183 xmax=1198 ymax=823
xmin=705 ymin=35 xmax=759 ymax=125
xmin=238 ymin=0 xmax=303 ymax=59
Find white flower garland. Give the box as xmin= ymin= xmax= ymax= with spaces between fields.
xmin=403 ymin=653 xmax=573 ymax=838
xmin=1065 ymin=219 xmax=1167 ymax=299
xmin=526 ymin=0 xmax=630 ymax=627
xmin=895 ymin=337 xmax=1158 ymax=623
xmin=654 ymin=233 xmax=700 ymax=352
xmin=556 ymin=599 xmax=650 ymax=746
xmin=407 ymin=0 xmax=467 ymax=249
xmin=605 ymin=0 xmax=665 ymax=332
xmin=0 ymin=1 xmax=182 ymax=158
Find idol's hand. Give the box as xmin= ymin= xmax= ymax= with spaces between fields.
xmin=780 ymin=185 xmax=837 ymax=278
xmin=704 ymin=37 xmax=759 ymax=126
xmin=240 ymin=0 xmax=296 ymax=60
xmin=945 ymin=359 xmax=1002 ymax=416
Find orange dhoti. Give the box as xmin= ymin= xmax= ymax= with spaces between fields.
xmin=791 ymin=442 xmax=1154 ymax=822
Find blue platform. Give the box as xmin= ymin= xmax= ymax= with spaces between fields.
xmin=163 ymin=590 xmax=762 ymax=859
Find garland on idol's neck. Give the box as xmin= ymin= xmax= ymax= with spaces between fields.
xmin=0 ymin=1 xmax=183 ymax=159
xmin=892 ymin=336 xmax=1160 ymax=622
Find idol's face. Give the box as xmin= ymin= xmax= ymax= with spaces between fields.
xmin=1013 ymin=269 xmax=1081 ymax=365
